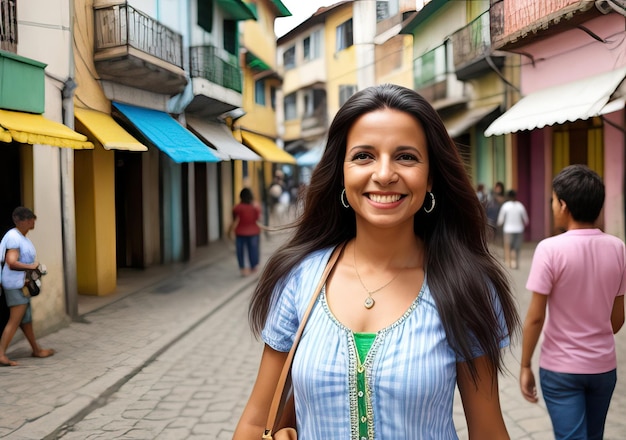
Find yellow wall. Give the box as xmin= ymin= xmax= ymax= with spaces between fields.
xmin=469 ymin=71 xmax=505 ymax=107
xmin=72 ymin=0 xmax=118 ymax=295
xmin=74 ymin=146 xmax=117 ymax=295
xmin=325 ymin=5 xmax=357 ymax=117
xmin=239 ymin=65 xmax=279 ymax=137
xmin=375 ymin=34 xmax=413 ymax=88
xmin=241 ymin=0 xmax=278 ymax=71
xmin=283 ymin=119 xmax=301 ymax=142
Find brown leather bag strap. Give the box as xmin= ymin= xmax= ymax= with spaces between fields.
xmin=263 ymin=243 xmax=345 ymax=439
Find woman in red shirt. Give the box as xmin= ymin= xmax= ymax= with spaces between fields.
xmin=230 ymin=188 xmax=262 ymax=276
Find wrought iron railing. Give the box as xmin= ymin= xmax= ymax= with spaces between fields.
xmin=0 ymin=0 xmax=17 ymax=52
xmin=451 ymin=11 xmax=491 ymax=69
xmin=94 ymin=2 xmax=183 ymax=69
xmin=189 ymin=45 xmax=242 ymax=94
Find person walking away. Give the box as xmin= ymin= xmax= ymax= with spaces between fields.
xmin=0 ymin=207 xmax=54 ymax=366
xmin=234 ymin=84 xmax=519 ymax=439
xmin=486 ymin=181 xmax=505 ymax=244
xmin=229 ymin=188 xmax=262 ymax=277
xmin=497 ymin=189 xmax=529 ymax=269
xmin=520 ymin=164 xmax=625 ymax=439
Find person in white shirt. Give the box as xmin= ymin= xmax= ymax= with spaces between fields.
xmin=497 ymin=189 xmax=529 ymax=269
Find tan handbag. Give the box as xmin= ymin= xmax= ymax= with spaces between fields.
xmin=262 ymin=243 xmax=345 ymax=440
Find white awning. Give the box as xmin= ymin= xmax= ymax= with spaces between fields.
xmin=186 ymin=116 xmax=262 ymax=161
xmin=485 ymin=67 xmax=626 ymax=137
xmin=442 ymin=105 xmax=499 ymax=138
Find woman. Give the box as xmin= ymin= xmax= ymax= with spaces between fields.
xmin=229 ymin=188 xmax=262 ymax=276
xmin=0 ymin=207 xmax=54 ymax=366
xmin=234 ymin=84 xmax=519 ymax=439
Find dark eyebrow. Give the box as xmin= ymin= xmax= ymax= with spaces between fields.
xmin=347 ymin=144 xmax=423 ymax=158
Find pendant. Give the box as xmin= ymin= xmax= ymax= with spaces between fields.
xmin=364 ymin=296 xmax=375 ymax=309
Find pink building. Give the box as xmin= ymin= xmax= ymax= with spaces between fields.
xmin=486 ymin=0 xmax=626 ymax=240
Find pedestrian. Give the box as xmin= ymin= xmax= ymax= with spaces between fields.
xmin=0 ymin=207 xmax=54 ymax=366
xmin=497 ymin=189 xmax=529 ymax=269
xmin=229 ymin=188 xmax=262 ymax=277
xmin=520 ymin=164 xmax=625 ymax=440
xmin=476 ymin=183 xmax=488 ymax=205
xmin=234 ymin=84 xmax=519 ymax=439
xmin=486 ymin=181 xmax=505 ymax=244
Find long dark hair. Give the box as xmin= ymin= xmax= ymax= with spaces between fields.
xmin=250 ymin=84 xmax=519 ymax=381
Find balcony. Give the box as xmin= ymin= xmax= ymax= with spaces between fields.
xmin=93 ymin=2 xmax=186 ymax=95
xmin=301 ymin=105 xmax=327 ymax=138
xmin=185 ymin=45 xmax=243 ymax=117
xmin=490 ymin=0 xmax=600 ymax=50
xmin=0 ymin=0 xmax=17 ymax=53
xmin=451 ymin=11 xmax=504 ymax=81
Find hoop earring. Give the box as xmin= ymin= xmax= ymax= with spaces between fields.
xmin=340 ymin=188 xmax=350 ymax=209
xmin=423 ymin=191 xmax=435 ymax=213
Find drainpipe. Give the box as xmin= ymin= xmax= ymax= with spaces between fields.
xmin=60 ymin=0 xmax=80 ymax=321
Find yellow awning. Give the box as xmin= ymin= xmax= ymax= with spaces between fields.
xmin=75 ymin=108 xmax=147 ymax=151
xmin=0 ymin=109 xmax=93 ymax=149
xmin=0 ymin=127 xmax=11 ymax=143
xmin=240 ymin=131 xmax=296 ymax=164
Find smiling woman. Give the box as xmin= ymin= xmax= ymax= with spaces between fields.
xmin=234 ymin=84 xmax=520 ymax=440
xmin=343 ymin=108 xmax=430 ymax=232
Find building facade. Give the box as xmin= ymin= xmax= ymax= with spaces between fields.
xmin=486 ymin=0 xmax=626 ymax=240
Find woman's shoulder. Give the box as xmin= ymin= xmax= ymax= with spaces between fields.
xmin=283 ymin=245 xmax=338 ymax=281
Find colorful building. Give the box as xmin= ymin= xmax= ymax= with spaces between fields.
xmin=485 ymin=0 xmax=626 ymax=240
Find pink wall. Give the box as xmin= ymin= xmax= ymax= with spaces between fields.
xmin=514 ymin=14 xmax=626 ymax=240
xmin=518 ymin=14 xmax=626 ymax=94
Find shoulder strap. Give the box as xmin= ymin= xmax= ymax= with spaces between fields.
xmin=263 ymin=242 xmax=346 ymax=439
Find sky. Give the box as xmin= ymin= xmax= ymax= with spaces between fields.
xmin=274 ymin=0 xmax=338 ymax=37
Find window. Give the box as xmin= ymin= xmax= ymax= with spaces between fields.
xmin=376 ymin=0 xmax=399 ymax=22
xmin=270 ymin=86 xmax=277 ymax=110
xmin=283 ymin=45 xmax=296 ymax=69
xmin=303 ymin=89 xmax=325 ymax=117
xmin=339 ymin=85 xmax=357 ymax=107
xmin=414 ymin=44 xmax=447 ymax=88
xmin=284 ymin=93 xmax=297 ymax=120
xmin=303 ymin=30 xmax=321 ymax=61
xmin=255 ymin=79 xmax=266 ymax=106
xmin=223 ymin=20 xmax=237 ymax=55
xmin=303 ymin=90 xmax=314 ymax=117
xmin=336 ymin=19 xmax=353 ymax=52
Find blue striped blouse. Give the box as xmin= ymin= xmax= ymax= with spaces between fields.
xmin=262 ymin=246 xmax=509 ymax=440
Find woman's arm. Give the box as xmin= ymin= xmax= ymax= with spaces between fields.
xmin=5 ymin=248 xmax=38 ymax=271
xmin=457 ymin=356 xmax=509 ymax=439
xmin=233 ymin=344 xmax=289 ymax=439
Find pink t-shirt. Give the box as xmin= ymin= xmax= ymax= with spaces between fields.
xmin=526 ymin=229 xmax=626 ymax=374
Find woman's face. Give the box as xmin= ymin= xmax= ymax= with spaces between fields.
xmin=343 ymin=108 xmax=430 ymax=231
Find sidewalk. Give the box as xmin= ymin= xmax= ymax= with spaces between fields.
xmin=2 ymin=238 xmax=625 ymax=439
xmin=0 ymin=232 xmax=286 ymax=440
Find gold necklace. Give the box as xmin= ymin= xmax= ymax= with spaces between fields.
xmin=353 ymin=244 xmax=401 ymax=309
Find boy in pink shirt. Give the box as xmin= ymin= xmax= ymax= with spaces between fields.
xmin=521 ymin=164 xmax=625 ymax=440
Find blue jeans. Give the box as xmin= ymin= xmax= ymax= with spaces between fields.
xmin=236 ymin=234 xmax=259 ymax=270
xmin=540 ymin=367 xmax=617 ymax=440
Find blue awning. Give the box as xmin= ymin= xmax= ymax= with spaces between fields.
xmin=296 ymin=144 xmax=325 ymax=167
xmin=112 ymin=102 xmax=221 ymax=163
